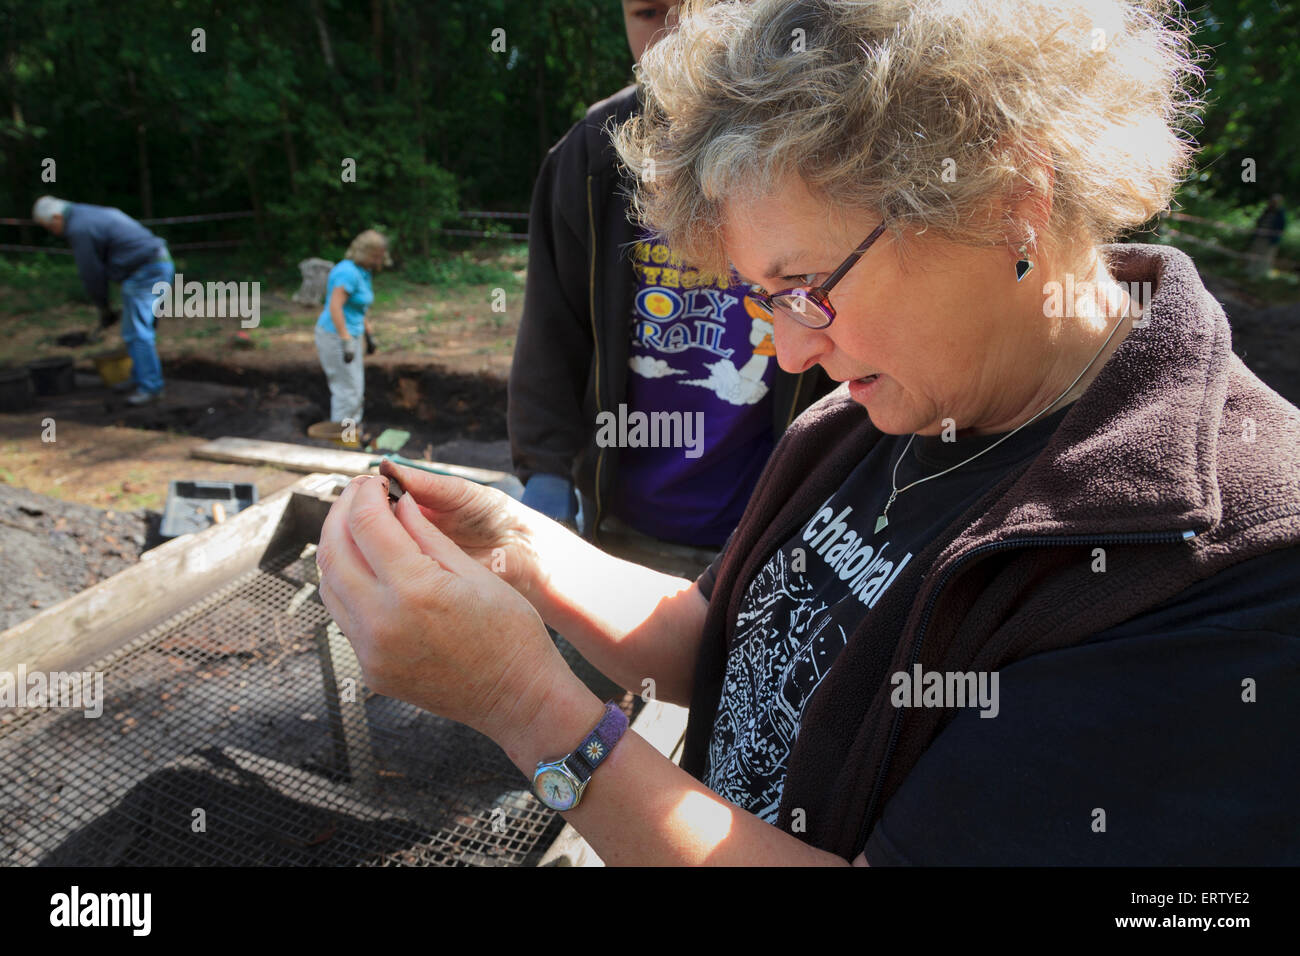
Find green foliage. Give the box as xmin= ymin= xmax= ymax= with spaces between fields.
xmin=0 ymin=255 xmax=86 ymax=313
xmin=1158 ymin=188 xmax=1300 ymax=299
xmin=7 ymin=0 xmax=1294 ymax=278
xmin=1178 ymin=187 xmax=1300 ymax=259
xmin=0 ymin=0 xmax=632 ymax=260
xmin=372 ymin=275 xmax=421 ymax=306
xmin=1185 ymin=1 xmax=1300 ymax=205
xmin=401 ymin=250 xmax=522 ymax=288
xmin=0 ymin=255 xmax=79 ymax=292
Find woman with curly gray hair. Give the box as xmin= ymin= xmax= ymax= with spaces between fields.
xmin=315 ymin=0 xmax=1300 ymax=865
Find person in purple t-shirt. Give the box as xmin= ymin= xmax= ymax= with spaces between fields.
xmin=612 ymin=228 xmax=783 ymax=545
xmin=508 ymin=2 xmax=830 ymax=548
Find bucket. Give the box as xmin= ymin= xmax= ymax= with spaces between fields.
xmin=26 ymin=357 xmax=75 ymax=396
xmin=307 ymin=420 xmax=362 ymax=449
xmin=0 ymin=367 xmax=34 ymax=412
xmin=92 ymin=351 xmax=133 ymax=387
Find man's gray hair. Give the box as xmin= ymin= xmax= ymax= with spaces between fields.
xmin=32 ymin=196 xmax=70 ymax=225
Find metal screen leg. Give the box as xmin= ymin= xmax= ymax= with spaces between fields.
xmin=316 ymin=620 xmax=378 ymax=794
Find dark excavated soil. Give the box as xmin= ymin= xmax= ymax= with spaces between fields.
xmin=0 ymin=483 xmax=151 ymax=631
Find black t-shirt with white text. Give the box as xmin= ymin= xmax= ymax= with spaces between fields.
xmin=697 ymin=406 xmax=1074 ymax=822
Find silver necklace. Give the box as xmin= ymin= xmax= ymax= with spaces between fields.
xmin=873 ymin=310 xmax=1129 ymax=535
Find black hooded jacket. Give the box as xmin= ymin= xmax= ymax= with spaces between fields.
xmin=507 ymin=84 xmax=831 ymax=540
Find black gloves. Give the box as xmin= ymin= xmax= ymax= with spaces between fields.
xmin=365 ymin=330 xmax=377 ymax=355
xmin=342 ymin=339 xmax=356 ymax=363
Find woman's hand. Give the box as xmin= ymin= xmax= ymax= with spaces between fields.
xmin=377 ymin=460 xmax=547 ymax=599
xmin=315 ymin=473 xmax=574 ymax=748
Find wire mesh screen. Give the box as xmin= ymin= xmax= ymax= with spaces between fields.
xmin=0 ymin=543 xmax=631 ymax=867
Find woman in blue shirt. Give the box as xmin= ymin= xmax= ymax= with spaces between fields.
xmin=315 ymin=229 xmax=391 ymax=429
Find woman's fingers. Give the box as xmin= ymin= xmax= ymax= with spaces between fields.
xmin=317 ymin=573 xmax=362 ymax=639
xmin=342 ymin=475 xmax=434 ymax=588
xmin=312 ymin=471 xmax=560 ymax=737
xmin=377 ymin=460 xmax=508 ymax=532
xmin=317 ymin=479 xmax=389 ymax=639
xmin=317 ymin=473 xmax=380 ymax=587
xmin=378 ymin=460 xmax=477 ymax=513
xmin=391 ymin=491 xmax=490 ymax=580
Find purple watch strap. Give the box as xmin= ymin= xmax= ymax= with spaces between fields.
xmin=567 ymin=701 xmax=628 ymax=780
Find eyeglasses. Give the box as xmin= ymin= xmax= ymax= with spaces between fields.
xmin=744 ymin=221 xmax=888 ymax=330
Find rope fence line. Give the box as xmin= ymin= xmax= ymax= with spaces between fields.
xmin=456 ymin=210 xmax=529 ymax=220
xmin=1157 ymin=227 xmax=1262 ymax=262
xmin=2 ymin=209 xmax=527 ymax=227
xmin=1164 ymin=210 xmax=1283 ymax=238
xmin=1 ymin=208 xmax=532 ymax=249
xmin=136 ymin=211 xmax=257 ymax=225
xmin=0 ymin=240 xmax=247 ymax=255
xmin=438 ymin=210 xmax=529 ymax=240
xmin=2 ymin=210 xmax=259 ymax=257
xmin=0 ymin=211 xmax=257 ymax=227
xmin=1153 ymin=210 xmax=1289 ymax=272
xmin=435 ymin=228 xmax=529 ymax=240
xmin=0 ymin=244 xmax=73 ymax=254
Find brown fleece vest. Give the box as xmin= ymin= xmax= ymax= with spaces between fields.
xmin=680 ymin=244 xmax=1300 ymax=859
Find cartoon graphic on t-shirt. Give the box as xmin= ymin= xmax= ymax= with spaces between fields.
xmin=615 ymin=232 xmax=779 ymax=544
xmin=627 ymin=237 xmax=773 ymax=407
xmin=680 ymin=296 xmax=775 ymax=406
xmin=628 ymin=355 xmax=686 ymax=379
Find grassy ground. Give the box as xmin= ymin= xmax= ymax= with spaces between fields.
xmin=0 ymin=240 xmax=528 ymax=373
xmin=0 ymin=241 xmax=527 ymax=516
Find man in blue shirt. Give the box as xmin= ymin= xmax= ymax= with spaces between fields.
xmin=32 ymin=196 xmax=173 ymax=405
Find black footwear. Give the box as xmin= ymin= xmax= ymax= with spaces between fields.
xmin=110 ymin=380 xmax=137 ymax=394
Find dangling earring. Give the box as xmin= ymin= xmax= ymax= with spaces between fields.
xmin=1015 ymin=243 xmax=1034 ymax=282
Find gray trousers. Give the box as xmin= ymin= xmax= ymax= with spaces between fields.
xmin=315 ymin=325 xmax=364 ymax=424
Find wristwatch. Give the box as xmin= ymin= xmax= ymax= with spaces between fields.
xmin=531 ymin=701 xmax=629 ymax=811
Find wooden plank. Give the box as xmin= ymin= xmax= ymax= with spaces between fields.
xmin=197 ymin=441 xmax=712 ymax=576
xmin=536 ymin=699 xmax=690 ymax=867
xmin=192 ymin=436 xmax=511 ymax=486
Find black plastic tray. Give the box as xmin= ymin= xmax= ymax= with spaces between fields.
xmin=159 ymin=480 xmax=258 ymax=539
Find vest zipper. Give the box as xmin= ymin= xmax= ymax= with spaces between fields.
xmin=586 ymin=174 xmax=606 ymax=543
xmin=856 ymin=527 xmax=1198 ymax=853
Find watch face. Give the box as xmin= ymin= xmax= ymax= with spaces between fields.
xmin=533 ymin=767 xmax=579 ymax=811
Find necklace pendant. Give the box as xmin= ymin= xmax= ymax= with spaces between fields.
xmin=874 ymin=513 xmax=889 ymax=534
